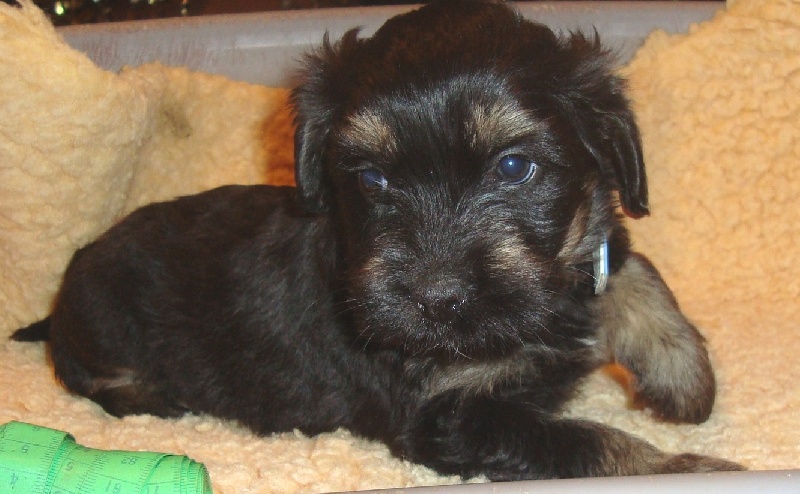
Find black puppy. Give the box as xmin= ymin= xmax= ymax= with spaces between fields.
xmin=14 ymin=0 xmax=741 ymax=480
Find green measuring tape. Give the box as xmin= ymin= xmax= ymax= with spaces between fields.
xmin=0 ymin=421 xmax=212 ymax=494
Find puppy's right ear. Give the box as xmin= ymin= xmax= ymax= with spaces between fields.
xmin=291 ymin=30 xmax=360 ymax=214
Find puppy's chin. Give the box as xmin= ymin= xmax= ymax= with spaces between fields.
xmin=353 ymin=304 xmax=533 ymax=360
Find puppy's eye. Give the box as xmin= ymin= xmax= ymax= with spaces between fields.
xmin=358 ymin=169 xmax=389 ymax=194
xmin=496 ymin=155 xmax=537 ymax=185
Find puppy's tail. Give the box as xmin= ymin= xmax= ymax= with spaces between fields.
xmin=11 ymin=317 xmax=51 ymax=342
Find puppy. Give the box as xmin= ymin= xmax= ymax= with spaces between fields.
xmin=13 ymin=0 xmax=742 ymax=480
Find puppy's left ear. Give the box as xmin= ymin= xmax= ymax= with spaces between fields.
xmin=557 ymin=34 xmax=649 ymax=217
xmin=291 ymin=30 xmax=361 ymax=214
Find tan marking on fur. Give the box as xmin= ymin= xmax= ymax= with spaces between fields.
xmin=339 ymin=109 xmax=397 ymax=155
xmin=556 ymin=184 xmax=609 ymax=267
xmin=362 ymin=254 xmax=386 ymax=277
xmin=489 ymin=235 xmax=530 ymax=271
xmin=465 ymin=99 xmax=547 ymax=150
xmin=557 ymin=203 xmax=590 ymax=263
xmin=88 ymin=370 xmax=137 ymax=393
xmin=563 ymin=422 xmax=740 ymax=475
xmin=590 ymin=253 xmax=715 ymax=423
xmin=427 ymin=352 xmax=537 ymax=398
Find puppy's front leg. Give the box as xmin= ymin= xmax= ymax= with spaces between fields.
xmin=592 ymin=253 xmax=715 ymax=423
xmin=396 ymin=392 xmax=740 ymax=480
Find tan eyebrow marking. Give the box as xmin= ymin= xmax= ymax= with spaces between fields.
xmin=339 ymin=108 xmax=398 ymax=156
xmin=465 ymin=98 xmax=547 ymax=150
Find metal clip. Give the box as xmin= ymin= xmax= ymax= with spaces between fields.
xmin=593 ymin=237 xmax=610 ymax=295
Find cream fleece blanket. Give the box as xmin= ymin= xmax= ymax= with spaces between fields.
xmin=1 ymin=0 xmax=798 ymax=492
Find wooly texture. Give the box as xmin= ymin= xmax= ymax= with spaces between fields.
xmin=1 ymin=0 xmax=797 ymax=491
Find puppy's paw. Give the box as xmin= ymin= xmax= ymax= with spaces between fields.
xmin=592 ymin=253 xmax=715 ymax=423
xmin=393 ymin=396 xmax=475 ymax=477
xmin=657 ymin=453 xmax=746 ymax=474
xmin=628 ymin=324 xmax=715 ymax=424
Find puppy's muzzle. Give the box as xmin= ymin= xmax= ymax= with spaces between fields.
xmin=410 ymin=273 xmax=473 ymax=324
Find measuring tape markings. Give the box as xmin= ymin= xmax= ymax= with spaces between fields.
xmin=0 ymin=422 xmax=67 ymax=493
xmin=1 ymin=422 xmax=213 ymax=494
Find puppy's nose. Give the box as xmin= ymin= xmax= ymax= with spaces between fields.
xmin=412 ymin=277 xmax=470 ymax=324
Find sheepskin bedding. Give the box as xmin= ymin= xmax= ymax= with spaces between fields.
xmin=1 ymin=0 xmax=798 ymax=492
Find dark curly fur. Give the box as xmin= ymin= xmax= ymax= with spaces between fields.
xmin=12 ymin=0 xmax=742 ymax=480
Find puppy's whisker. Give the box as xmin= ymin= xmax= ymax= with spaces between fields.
xmin=453 ymin=347 xmax=473 ymax=361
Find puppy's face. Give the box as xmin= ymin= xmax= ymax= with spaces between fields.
xmin=292 ymin=0 xmax=647 ymax=359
